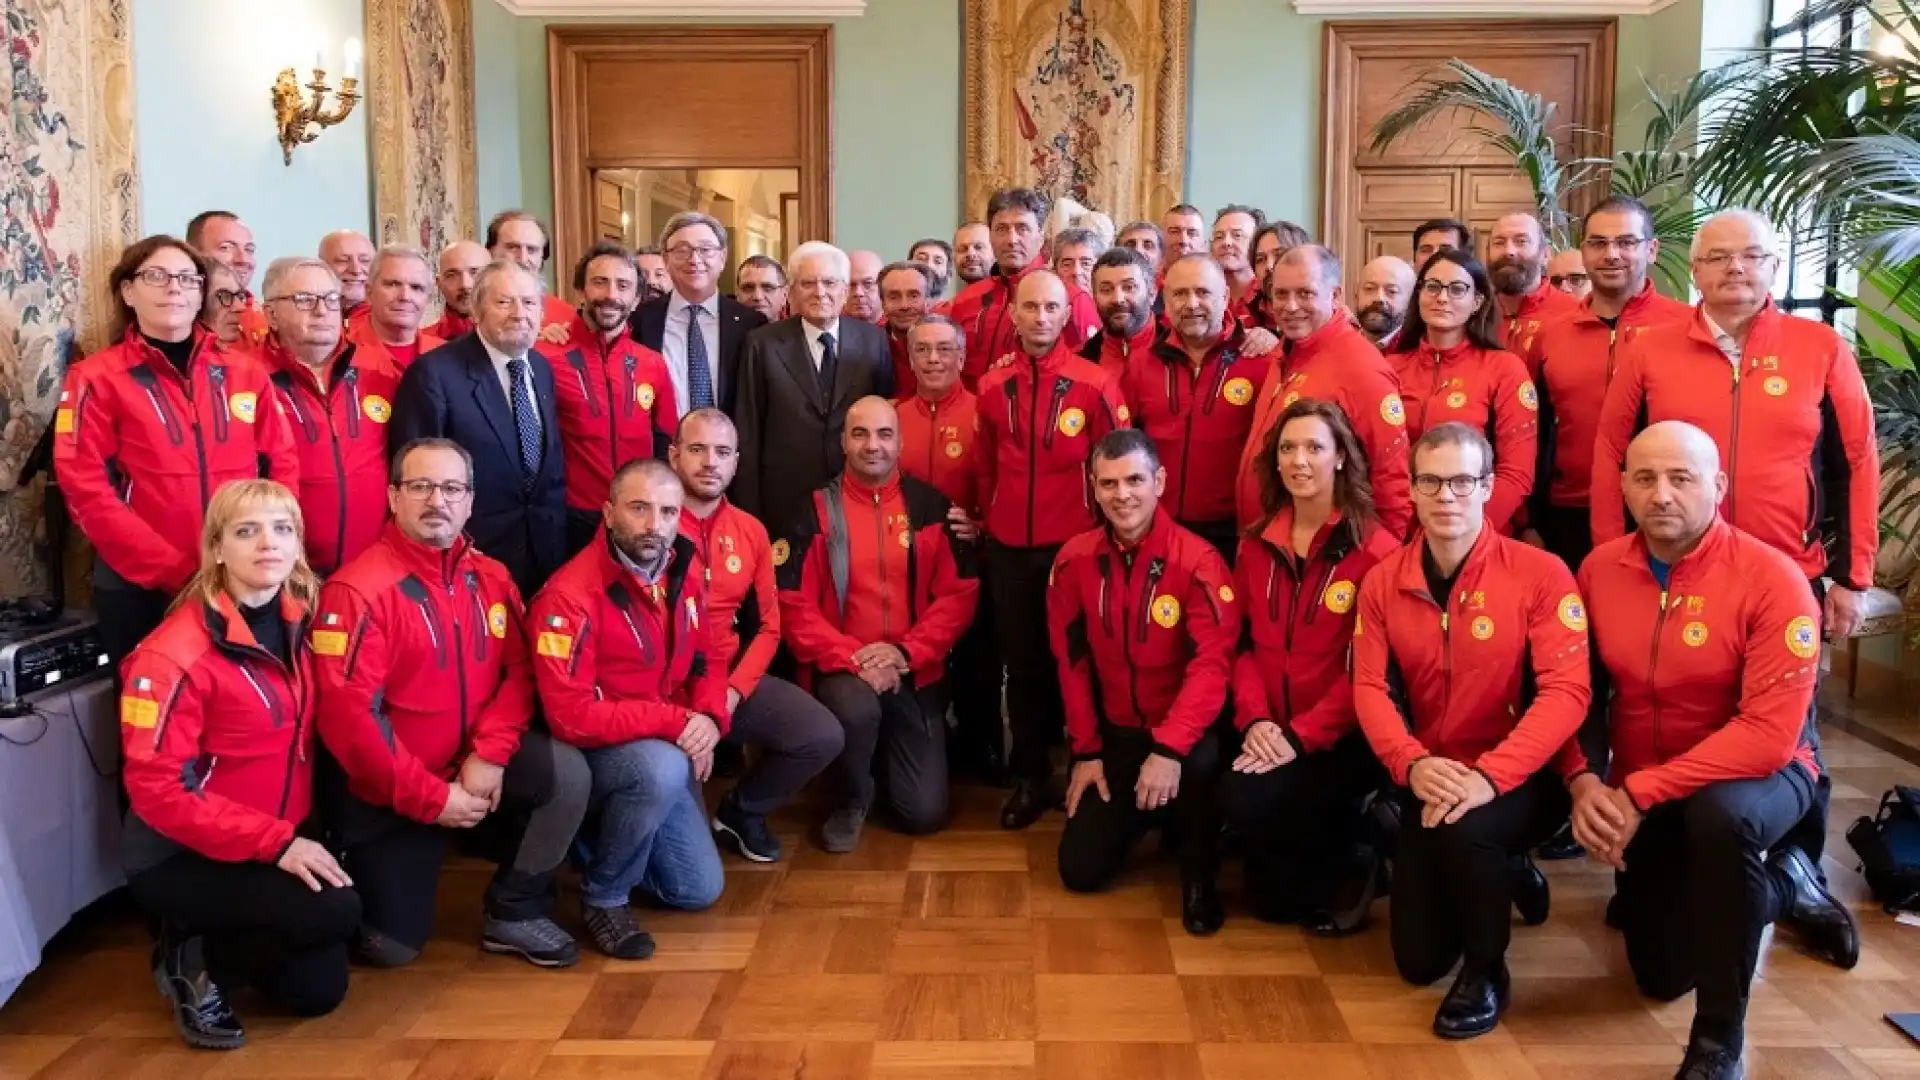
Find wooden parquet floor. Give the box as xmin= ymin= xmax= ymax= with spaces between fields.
xmin=7 ymin=718 xmax=1920 ymax=1079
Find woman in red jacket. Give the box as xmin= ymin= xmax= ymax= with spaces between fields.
xmin=120 ymin=480 xmax=357 ymax=1051
xmin=1217 ymin=399 xmax=1399 ymax=933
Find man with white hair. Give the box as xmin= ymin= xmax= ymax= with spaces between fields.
xmin=732 ymin=240 xmax=895 ymax=535
xmin=352 ymin=246 xmax=445 ymax=371
xmin=627 ymin=211 xmax=768 ymax=417
xmin=1591 ymin=207 xmax=1880 ymax=880
xmin=320 ymin=229 xmax=378 ymax=322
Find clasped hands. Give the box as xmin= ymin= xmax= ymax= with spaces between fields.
xmin=1408 ymin=756 xmax=1497 ymax=828
xmin=1567 ymin=772 xmax=1644 ymax=870
xmin=852 ymin=641 xmax=911 ymax=694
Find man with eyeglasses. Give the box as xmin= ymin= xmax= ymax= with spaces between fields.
xmin=1592 ymin=207 xmax=1879 ymax=882
xmin=1353 ymin=422 xmax=1588 ymax=1041
xmin=879 ymin=261 xmax=939 ymax=396
xmin=187 ymin=211 xmax=267 ymax=345
xmin=352 ymin=247 xmax=445 ymax=373
xmin=319 ymin=229 xmax=377 ymax=324
xmin=427 ymin=240 xmax=489 ymax=342
xmin=628 ymin=211 xmax=768 ymax=419
xmin=258 ymin=256 xmax=404 ymax=575
xmin=1546 ymin=249 xmax=1591 ymax=302
xmin=200 ymin=260 xmax=253 ymax=352
xmin=1487 ymin=213 xmax=1581 ymax=356
xmin=947 ymin=188 xmax=1100 ymax=390
xmin=486 ymin=210 xmax=576 ymax=331
xmin=734 ymin=254 xmax=789 ymax=321
xmin=315 ymin=436 xmax=592 ymax=971
xmin=390 ymin=261 xmax=568 ymax=597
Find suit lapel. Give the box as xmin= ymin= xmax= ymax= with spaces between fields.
xmin=719 ymin=300 xmax=744 ymax=397
xmin=784 ymin=322 xmax=826 ymax=415
xmin=465 ymin=341 xmax=520 ymax=455
xmin=828 ymin=321 xmax=861 ymax=411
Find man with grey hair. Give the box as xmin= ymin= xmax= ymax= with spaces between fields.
xmin=730 ymin=240 xmax=893 ymax=534
xmin=879 ymin=260 xmax=938 ymax=395
xmin=353 ymin=245 xmax=443 ymax=371
xmin=319 ymin=228 xmax=377 ymax=321
xmin=391 ymin=259 xmax=568 ymax=595
xmin=844 ymin=249 xmax=886 ymax=324
xmin=1118 ymin=220 xmax=1167 ymax=273
xmin=1051 ymin=226 xmax=1105 ymax=295
xmin=628 ymin=210 xmax=767 ymax=418
xmin=486 ymin=209 xmax=574 ymax=329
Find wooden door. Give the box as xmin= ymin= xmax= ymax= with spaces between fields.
xmin=548 ymin=26 xmax=833 ymax=286
xmin=1321 ymin=20 xmax=1616 ymax=293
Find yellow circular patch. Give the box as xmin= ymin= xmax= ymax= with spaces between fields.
xmin=1470 ymin=615 xmax=1495 ymax=640
xmin=1283 ymin=391 xmax=1301 ymax=408
xmin=1151 ymin=594 xmax=1181 ymax=628
xmin=636 ymin=383 xmax=657 ymax=409
xmin=1323 ymin=579 xmax=1356 ymax=615
xmin=1446 ymin=390 xmax=1468 ymax=409
xmin=1381 ymin=394 xmax=1405 ymax=426
xmin=487 ymin=602 xmax=508 ymax=639
xmin=1222 ymin=377 xmax=1254 ymax=406
xmin=362 ymin=393 xmax=391 ymax=423
xmin=898 ymin=529 xmax=912 ymax=548
xmin=1057 ymin=407 xmax=1086 ymax=437
xmin=1683 ymin=621 xmax=1709 ymax=647
xmin=945 ymin=440 xmax=964 ymax=459
xmin=1217 ymin=584 xmax=1235 ymax=604
xmin=1116 ymin=404 xmax=1131 ymax=425
xmin=1763 ymin=375 xmax=1788 ymax=397
xmin=1785 ymin=615 xmax=1819 ymax=659
xmin=228 ymin=391 xmax=258 ymax=423
xmin=1557 ymin=593 xmax=1587 ymax=633
xmin=1518 ymin=381 xmax=1540 ymax=411
xmin=771 ymin=539 xmax=791 ymax=567
xmin=725 ymin=554 xmax=742 ymax=575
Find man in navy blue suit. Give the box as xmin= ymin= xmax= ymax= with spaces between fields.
xmin=391 ymin=261 xmax=567 ymax=596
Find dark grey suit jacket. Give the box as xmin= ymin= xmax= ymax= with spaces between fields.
xmin=731 ymin=317 xmax=895 ymax=534
xmin=627 ymin=293 xmax=767 ymax=417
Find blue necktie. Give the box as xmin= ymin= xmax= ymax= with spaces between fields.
xmin=686 ymin=305 xmax=715 ymax=410
xmin=506 ymin=356 xmax=540 ymax=480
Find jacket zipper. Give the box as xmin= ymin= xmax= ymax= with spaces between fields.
xmin=329 ymin=370 xmax=357 ymax=569
xmin=926 ymin=400 xmax=939 ymax=480
xmin=1647 ymin=583 xmax=1671 ymax=760
xmin=1128 ymin=557 xmax=1165 ymax=727
xmin=873 ymin=489 xmax=891 ymax=639
xmin=1025 ymin=361 xmax=1041 ymax=547
xmin=217 ymin=632 xmax=303 ymax=817
xmin=207 ymin=364 xmax=231 ymax=444
xmin=1727 ymin=359 xmax=1744 ymax=523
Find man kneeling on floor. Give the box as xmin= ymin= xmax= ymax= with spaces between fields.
xmin=529 ymin=459 xmax=730 ymax=959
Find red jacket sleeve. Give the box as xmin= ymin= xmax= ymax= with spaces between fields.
xmin=1474 ymin=564 xmax=1592 ymax=793
xmin=527 ymin=583 xmax=693 ymax=749
xmin=777 ymin=531 xmax=867 ymax=674
xmin=1048 ymin=550 xmax=1103 ymax=759
xmin=1623 ymin=560 xmax=1820 ymax=808
xmin=1352 ymin=568 xmax=1429 ymax=785
xmin=1065 ymin=289 xmax=1101 ymax=350
xmin=900 ymin=525 xmax=980 ymax=669
xmin=1823 ymin=335 xmax=1879 ymax=592
xmin=311 ymin=583 xmax=453 ymax=824
xmin=1486 ymin=352 xmax=1540 ymax=536
xmin=1229 ymin=543 xmax=1272 ymax=732
xmin=1354 ymin=374 xmax=1413 ymax=541
xmin=468 ymin=578 xmax=533 ymax=767
xmin=54 ymin=365 xmax=198 ymax=591
xmin=729 ymin=532 xmax=781 ymax=699
xmin=972 ymin=383 xmax=1001 ymax=523
xmin=1153 ymin=552 xmax=1240 ymax=758
xmin=122 ymin=652 xmax=295 ymax=864
xmin=1590 ymin=342 xmax=1646 ymax=545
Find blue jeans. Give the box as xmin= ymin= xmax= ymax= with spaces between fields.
xmin=580 ymin=739 xmax=725 ymax=911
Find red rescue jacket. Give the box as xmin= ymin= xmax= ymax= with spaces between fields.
xmin=265 ymin=336 xmax=402 ymax=575
xmin=1119 ymin=324 xmax=1271 ymax=526
xmin=946 ymin=256 xmax=1101 ymax=389
xmin=1233 ymin=509 xmax=1400 ymax=753
xmin=55 ymin=328 xmax=300 ymax=592
xmin=1390 ymin=339 xmax=1539 ymax=535
xmin=538 ymin=313 xmax=678 ymax=513
xmin=424 ymin=309 xmax=473 ymax=342
xmin=887 ymin=327 xmax=917 ymax=400
xmin=313 ymin=524 xmax=533 ymax=823
xmin=1590 ymin=301 xmax=1879 ymax=590
xmin=528 ymin=533 xmax=731 ymax=748
xmin=678 ymin=499 xmax=778 ymax=700
xmin=974 ymin=342 xmax=1125 ymax=548
xmin=897 ymin=388 xmax=981 ymax=513
xmin=776 ymin=472 xmax=979 ymax=687
xmin=1083 ymin=320 xmax=1159 ymax=381
xmin=1498 ymin=280 xmax=1582 ymax=355
xmin=121 ymin=590 xmax=315 ymax=865
xmin=1574 ymin=519 xmax=1822 ymax=808
xmin=1049 ymin=510 xmax=1239 ymax=759
xmin=346 ymin=317 xmax=445 ymax=373
xmin=1353 ymin=526 xmax=1590 ymax=793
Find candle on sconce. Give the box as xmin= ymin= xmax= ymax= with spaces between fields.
xmin=344 ymin=38 xmax=362 ymax=79
xmin=314 ymin=48 xmax=325 ymax=72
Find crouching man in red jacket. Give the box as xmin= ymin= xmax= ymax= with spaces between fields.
xmin=315 ymin=438 xmax=592 ymax=970
xmin=1049 ymin=429 xmax=1241 ymax=937
xmin=1353 ymin=422 xmax=1589 ymax=1040
xmin=1571 ymin=421 xmax=1857 ymax=1080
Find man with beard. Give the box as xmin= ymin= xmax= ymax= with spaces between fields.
xmin=635 ymin=245 xmax=672 ymax=302
xmin=845 ymin=250 xmax=886 ymax=324
xmin=528 ymin=459 xmax=730 ymax=958
xmin=951 ymin=222 xmax=993 ymax=290
xmin=778 ymin=397 xmax=980 ymax=848
xmin=1162 ymin=204 xmax=1208 ymax=261
xmin=1210 ymin=205 xmax=1266 ymax=326
xmin=1120 ymin=255 xmax=1272 ymax=558
xmin=320 ymin=229 xmax=377 ymax=323
xmin=487 ymin=210 xmax=576 ymax=330
xmin=1118 ymin=221 xmax=1167 ymax=273
xmin=880 ymin=260 xmax=939 ymax=396
xmin=1356 ymin=255 xmax=1415 ymax=349
xmin=1051 ymin=227 xmax=1105 ymax=295
xmin=1082 ymin=247 xmax=1160 ymax=378
xmin=948 ymin=188 xmax=1100 ymax=388
xmin=539 ymin=241 xmax=678 ymax=555
xmin=735 ymin=254 xmax=789 ymax=321
xmin=910 ymin=238 xmax=953 ymax=296
xmin=352 ymin=247 xmax=445 ymax=372
xmin=1486 ymin=212 xmax=1580 ymax=354
xmin=428 ymin=240 xmax=490 ymax=341
xmin=1547 ymin=248 xmax=1591 ymax=301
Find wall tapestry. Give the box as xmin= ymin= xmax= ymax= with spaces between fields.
xmin=962 ymin=0 xmax=1190 ymax=230
xmin=366 ymin=0 xmax=478 ymax=260
xmin=0 ymin=0 xmax=140 ymax=598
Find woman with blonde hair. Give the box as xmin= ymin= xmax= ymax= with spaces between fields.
xmin=120 ymin=479 xmax=358 ymax=1051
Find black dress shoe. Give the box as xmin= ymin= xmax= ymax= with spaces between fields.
xmin=153 ymin=933 xmax=246 ymax=1050
xmin=1537 ymin=821 xmax=1586 ymax=861
xmin=1770 ymin=845 xmax=1859 ymax=970
xmin=1512 ymin=855 xmax=1551 ymax=926
xmin=1432 ymin=963 xmax=1510 ymax=1040
xmin=1675 ymin=1038 xmax=1745 ymax=1080
xmin=1306 ymin=847 xmax=1384 ymax=938
xmin=999 ymin=779 xmax=1050 ymax=830
xmin=1181 ymin=879 xmax=1225 ymax=937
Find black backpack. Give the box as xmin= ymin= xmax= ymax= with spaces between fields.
xmin=1846 ymin=785 xmax=1920 ymax=913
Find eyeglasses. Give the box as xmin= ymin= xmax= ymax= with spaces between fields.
xmin=667 ymin=243 xmax=724 ymax=262
xmin=268 ymin=291 xmax=343 ymax=312
xmin=1549 ymin=273 xmax=1590 ymax=289
xmin=1581 ymin=236 xmax=1646 ymax=253
xmin=136 ymin=268 xmax=205 ymax=290
xmin=397 ymin=479 xmax=472 ymax=501
xmin=910 ymin=343 xmax=962 ymax=357
xmin=212 ymin=289 xmax=245 ymax=308
xmin=1418 ymin=280 xmax=1475 ymax=300
xmin=1412 ymin=473 xmax=1489 ymax=497
xmin=1693 ymin=250 xmax=1777 ymax=270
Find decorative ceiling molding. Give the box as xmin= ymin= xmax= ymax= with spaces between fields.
xmin=1293 ymin=0 xmax=1676 ymax=14
xmin=493 ymin=0 xmax=866 ymax=15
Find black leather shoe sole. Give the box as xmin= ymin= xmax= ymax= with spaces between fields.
xmin=153 ymin=965 xmax=244 ymax=1051
xmin=999 ymin=785 xmax=1050 ymax=831
xmin=1772 ymin=846 xmax=1859 ymax=970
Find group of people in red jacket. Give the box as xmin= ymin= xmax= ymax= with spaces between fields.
xmin=56 ymin=184 xmax=1875 ymax=1080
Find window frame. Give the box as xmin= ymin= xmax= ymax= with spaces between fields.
xmin=1766 ymin=0 xmax=1861 ymax=326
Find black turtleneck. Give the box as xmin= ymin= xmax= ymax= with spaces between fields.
xmin=144 ymin=333 xmax=194 ymax=375
xmin=1422 ymin=544 xmax=1462 ymax=610
xmin=240 ymin=593 xmax=290 ymax=667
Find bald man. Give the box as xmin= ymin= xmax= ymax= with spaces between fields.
xmin=776 ymin=397 xmax=981 ymax=850
xmin=428 ymin=240 xmax=490 ymax=340
xmin=321 ymin=229 xmax=378 ymax=321
xmin=1356 ymin=255 xmax=1415 ymax=349
xmin=1568 ymin=421 xmax=1856 ymax=1080
xmin=844 ymin=250 xmax=885 ymax=324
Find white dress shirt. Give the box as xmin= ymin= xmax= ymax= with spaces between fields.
xmin=802 ymin=317 xmax=842 ymax=371
xmin=479 ymin=336 xmax=542 ymax=439
xmin=663 ymin=291 xmax=721 ymax=415
xmin=1702 ymin=310 xmax=1742 ymax=367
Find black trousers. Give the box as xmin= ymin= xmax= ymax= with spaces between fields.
xmin=1057 ymin=724 xmax=1228 ymax=892
xmin=1391 ymin=771 xmax=1568 ymax=984
xmin=1180 ymin=519 xmax=1240 ymax=567
xmin=948 ymin=583 xmax=1004 ymax=763
xmin=1617 ymin=766 xmax=1813 ymax=1048
xmin=1217 ymin=732 xmax=1385 ymax=919
xmin=986 ymin=541 xmax=1064 ymax=783
xmin=1533 ymin=504 xmax=1593 ymax=573
xmin=95 ymin=576 xmax=172 ymax=681
xmin=129 ymin=852 xmax=360 ymax=1017
xmin=815 ymin=673 xmax=951 ymax=834
xmin=320 ymin=729 xmax=590 ymax=951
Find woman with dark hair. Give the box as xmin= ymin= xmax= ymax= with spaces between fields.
xmin=1387 ymin=249 xmax=1537 ymax=535
xmin=121 ymin=480 xmax=358 ymax=1049
xmin=53 ymin=236 xmax=300 ymax=670
xmin=1217 ymin=398 xmax=1401 ymax=933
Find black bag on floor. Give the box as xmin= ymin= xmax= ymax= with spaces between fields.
xmin=1846 ymin=785 xmax=1920 ymax=913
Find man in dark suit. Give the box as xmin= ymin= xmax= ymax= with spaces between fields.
xmin=732 ymin=241 xmax=896 ymax=535
xmin=628 ymin=211 xmax=768 ymax=420
xmin=391 ymin=260 xmax=567 ymax=596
